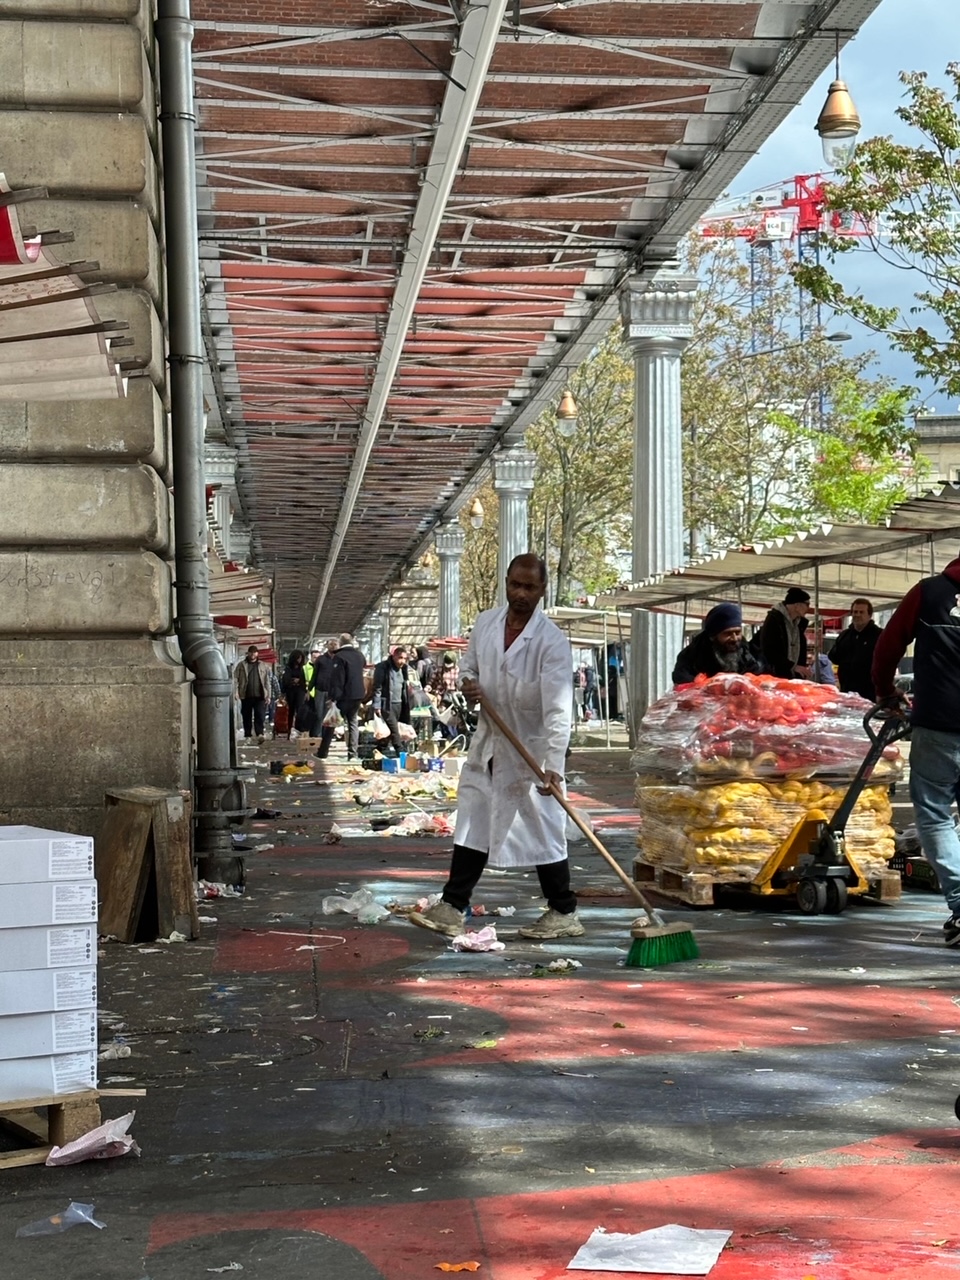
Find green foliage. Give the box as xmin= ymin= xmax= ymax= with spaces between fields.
xmin=681 ymin=235 xmax=918 ymax=548
xmin=527 ymin=326 xmax=634 ymax=605
xmin=459 ymin=479 xmax=499 ymax=622
xmin=794 ymin=63 xmax=960 ymax=395
xmin=809 ymin=384 xmax=927 ymax=524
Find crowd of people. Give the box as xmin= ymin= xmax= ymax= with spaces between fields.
xmin=233 ymin=634 xmax=465 ymax=761
xmin=671 ymin=589 xmax=883 ymax=698
xmin=232 ymin=550 xmax=960 ymax=950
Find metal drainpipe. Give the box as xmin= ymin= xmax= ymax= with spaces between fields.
xmin=157 ymin=0 xmax=242 ymax=880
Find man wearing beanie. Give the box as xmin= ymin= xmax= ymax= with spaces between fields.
xmin=672 ymin=601 xmax=760 ymax=685
xmin=757 ymin=587 xmax=812 ymax=679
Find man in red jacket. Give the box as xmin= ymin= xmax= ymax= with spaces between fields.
xmin=873 ymin=554 xmax=960 ymax=945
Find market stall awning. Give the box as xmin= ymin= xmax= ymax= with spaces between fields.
xmin=599 ymin=486 xmax=960 ymax=619
xmin=545 ymin=606 xmax=633 ymax=649
xmin=0 ymin=176 xmax=128 ymax=401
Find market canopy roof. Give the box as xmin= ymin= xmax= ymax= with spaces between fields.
xmin=194 ymin=0 xmax=884 ymax=638
xmin=545 ymin=606 xmax=632 ymax=648
xmin=599 ymin=486 xmax=960 ymax=621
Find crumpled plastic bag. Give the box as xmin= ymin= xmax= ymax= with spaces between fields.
xmin=46 ymin=1112 xmax=140 ymax=1166
xmin=371 ymin=712 xmax=391 ymax=740
xmin=450 ymin=925 xmax=505 ymax=952
xmin=16 ymin=1202 xmax=106 ymax=1236
xmin=565 ymin=807 xmax=593 ymax=842
xmin=321 ymin=887 xmax=390 ymax=923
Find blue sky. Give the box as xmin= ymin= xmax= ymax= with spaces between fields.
xmin=725 ymin=0 xmax=960 ymax=409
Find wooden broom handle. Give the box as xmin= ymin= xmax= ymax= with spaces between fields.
xmin=477 ymin=694 xmax=651 ymax=909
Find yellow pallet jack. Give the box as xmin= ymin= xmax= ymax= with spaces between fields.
xmin=750 ymin=704 xmax=911 ymax=915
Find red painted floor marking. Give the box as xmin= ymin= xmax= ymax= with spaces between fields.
xmin=148 ymin=1128 xmax=960 ymax=1278
xmin=213 ymin=926 xmax=411 ymax=974
xmin=400 ymin=978 xmax=960 ymax=1066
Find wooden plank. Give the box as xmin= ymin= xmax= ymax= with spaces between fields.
xmin=868 ymin=869 xmax=902 ymax=902
xmin=0 ymin=1090 xmax=101 ymax=1169
xmin=95 ymin=799 xmax=153 ymax=942
xmin=153 ymin=791 xmax=199 ymax=940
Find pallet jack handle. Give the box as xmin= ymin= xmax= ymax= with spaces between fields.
xmin=830 ymin=701 xmax=911 ymax=835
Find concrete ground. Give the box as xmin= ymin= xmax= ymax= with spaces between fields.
xmin=3 ymin=739 xmax=960 ymax=1280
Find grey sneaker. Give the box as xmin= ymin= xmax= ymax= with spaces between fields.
xmin=409 ymin=900 xmax=465 ymax=938
xmin=943 ymin=916 xmax=960 ymax=947
xmin=518 ymin=908 xmax=585 ymax=940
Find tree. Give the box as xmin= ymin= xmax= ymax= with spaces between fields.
xmin=527 ymin=326 xmax=633 ymax=605
xmin=795 ymin=63 xmax=960 ymax=395
xmin=459 ymin=480 xmax=499 ymax=623
xmin=680 ymin=233 xmax=918 ymax=549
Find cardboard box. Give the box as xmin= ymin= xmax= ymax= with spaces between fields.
xmin=0 ymin=967 xmax=96 ymax=1017
xmin=0 ymin=881 xmax=98 ymax=929
xmin=0 ymin=925 xmax=96 ymax=972
xmin=0 ymin=826 xmax=94 ymax=884
xmin=0 ymin=1051 xmax=97 ymax=1104
xmin=0 ymin=1009 xmax=97 ymax=1059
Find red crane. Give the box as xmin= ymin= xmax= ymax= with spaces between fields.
xmin=699 ymin=173 xmax=875 ymax=246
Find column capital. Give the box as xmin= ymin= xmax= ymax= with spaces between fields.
xmin=434 ymin=521 xmax=466 ymax=560
xmin=620 ymin=264 xmax=697 ymax=350
xmin=493 ymin=441 xmax=537 ymax=495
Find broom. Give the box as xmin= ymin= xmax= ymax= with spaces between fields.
xmin=478 ymin=695 xmax=698 ymax=967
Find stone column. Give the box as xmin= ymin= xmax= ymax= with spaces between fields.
xmin=434 ymin=522 xmax=466 ymax=637
xmin=493 ymin=440 xmax=537 ymax=606
xmin=620 ymin=265 xmax=697 ymax=731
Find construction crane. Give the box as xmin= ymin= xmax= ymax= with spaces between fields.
xmin=698 ymin=173 xmax=875 ymax=347
xmin=699 ymin=172 xmax=874 ymax=248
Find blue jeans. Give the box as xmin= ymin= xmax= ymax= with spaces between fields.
xmin=909 ymin=726 xmax=960 ymax=916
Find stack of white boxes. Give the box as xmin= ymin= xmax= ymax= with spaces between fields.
xmin=0 ymin=826 xmax=98 ymax=1102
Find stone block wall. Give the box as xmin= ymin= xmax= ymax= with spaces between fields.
xmin=0 ymin=0 xmax=191 ymax=836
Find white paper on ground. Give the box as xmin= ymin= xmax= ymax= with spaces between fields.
xmin=566 ymin=1224 xmax=732 ymax=1275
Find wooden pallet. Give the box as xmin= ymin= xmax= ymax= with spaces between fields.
xmin=0 ymin=1090 xmax=101 ymax=1170
xmin=633 ymin=857 xmax=903 ymax=908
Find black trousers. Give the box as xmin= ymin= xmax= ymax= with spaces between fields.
xmin=441 ymin=843 xmax=577 ymax=914
xmin=240 ymin=696 xmax=266 ymax=737
xmin=383 ymin=700 xmax=405 ymax=752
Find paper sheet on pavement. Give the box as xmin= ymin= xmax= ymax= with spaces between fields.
xmin=566 ymin=1224 xmax=732 ymax=1275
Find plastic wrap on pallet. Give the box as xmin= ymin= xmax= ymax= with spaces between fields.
xmin=636 ymin=779 xmax=895 ymax=880
xmin=631 ymin=672 xmax=902 ymax=784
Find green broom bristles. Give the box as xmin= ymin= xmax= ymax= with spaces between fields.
xmin=625 ymin=922 xmax=699 ymax=968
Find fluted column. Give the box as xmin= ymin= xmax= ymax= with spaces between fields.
xmin=621 ymin=266 xmax=697 ymax=730
xmin=434 ymin=521 xmax=466 ymax=637
xmin=493 ymin=440 xmax=537 ymax=606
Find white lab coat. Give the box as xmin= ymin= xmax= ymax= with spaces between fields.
xmin=454 ymin=605 xmax=572 ymax=867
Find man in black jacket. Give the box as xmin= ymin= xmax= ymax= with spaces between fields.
xmin=828 ymin=598 xmax=882 ymax=700
xmin=873 ymin=555 xmax=960 ymax=943
xmin=371 ymin=645 xmax=412 ymax=755
xmin=315 ymin=632 xmax=367 ymax=761
xmin=672 ymin=602 xmax=760 ymax=685
xmin=757 ymin=586 xmax=812 ymax=678
xmin=307 ymin=638 xmax=338 ymax=736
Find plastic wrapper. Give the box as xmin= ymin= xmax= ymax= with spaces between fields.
xmin=16 ymin=1202 xmax=106 ymax=1236
xmin=632 ymin=672 xmax=902 ymax=784
xmin=636 ymin=779 xmax=895 ymax=880
xmin=46 ymin=1112 xmax=140 ymax=1166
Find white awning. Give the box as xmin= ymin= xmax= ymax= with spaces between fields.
xmin=600 ymin=486 xmax=960 ymax=620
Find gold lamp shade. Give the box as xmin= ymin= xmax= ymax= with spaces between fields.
xmin=815 ymin=79 xmax=861 ymax=139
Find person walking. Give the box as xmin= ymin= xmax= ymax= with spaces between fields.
xmin=371 ymin=645 xmax=412 ymax=755
xmin=280 ymin=649 xmax=309 ymax=740
xmin=410 ymin=553 xmax=581 ymax=941
xmin=235 ymin=645 xmax=268 ymax=743
xmin=829 ymin=598 xmax=882 ymax=700
xmin=757 ymin=587 xmax=811 ymax=678
xmin=308 ymin=638 xmax=338 ymax=737
xmin=873 ymin=552 xmax=960 ymax=945
xmin=315 ymin=632 xmax=367 ymax=761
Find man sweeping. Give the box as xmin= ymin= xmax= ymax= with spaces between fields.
xmin=410 ymin=553 xmax=582 ymax=941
